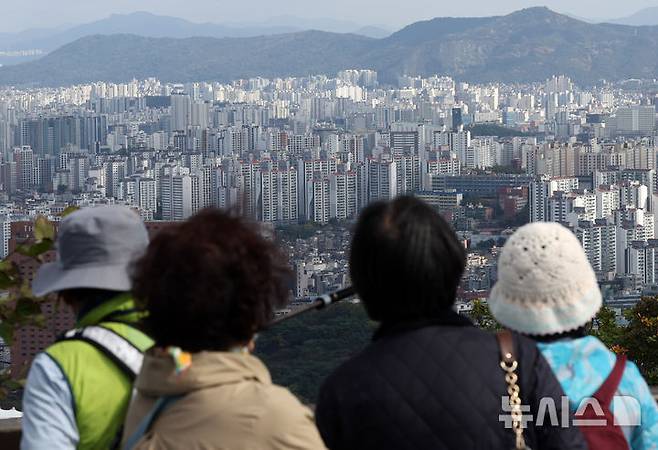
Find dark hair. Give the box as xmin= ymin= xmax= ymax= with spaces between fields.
xmin=59 ymin=288 xmax=123 ymax=305
xmin=349 ymin=196 xmax=466 ymax=323
xmin=132 ymin=209 xmax=290 ymax=352
xmin=59 ymin=289 xmax=124 ymax=317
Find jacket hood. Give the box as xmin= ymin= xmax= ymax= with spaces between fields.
xmin=135 ymin=349 xmax=272 ymax=397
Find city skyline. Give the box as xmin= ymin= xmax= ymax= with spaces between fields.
xmin=2 ymin=0 xmax=658 ymax=33
xmin=3 ymin=69 xmax=658 ymax=370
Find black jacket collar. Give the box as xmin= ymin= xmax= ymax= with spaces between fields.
xmin=372 ymin=310 xmax=474 ymax=342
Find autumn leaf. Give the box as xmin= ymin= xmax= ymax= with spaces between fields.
xmin=33 ymin=215 xmax=55 ymax=242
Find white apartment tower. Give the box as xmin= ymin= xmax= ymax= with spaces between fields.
xmin=161 ymin=172 xmax=193 ymax=221
xmin=311 ymin=175 xmax=331 ymax=224
xmin=261 ymin=168 xmax=298 ymax=224
xmin=576 ymin=220 xmax=617 ymax=275
xmin=368 ymin=156 xmax=398 ymax=203
xmin=330 ymin=171 xmax=358 ymax=220
xmin=104 ymin=159 xmax=126 ymax=198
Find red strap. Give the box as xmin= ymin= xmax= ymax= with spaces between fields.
xmin=593 ymin=354 xmax=627 ymax=407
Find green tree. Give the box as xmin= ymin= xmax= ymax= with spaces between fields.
xmin=591 ymin=306 xmax=625 ymax=350
xmin=475 ymin=239 xmax=497 ymax=251
xmin=622 ymin=297 xmax=658 ymax=385
xmin=275 ymin=222 xmax=323 ymax=240
xmin=590 ymin=299 xmax=658 ymax=385
xmin=468 ymin=300 xmax=502 ymax=331
xmin=257 ymin=302 xmax=375 ymax=404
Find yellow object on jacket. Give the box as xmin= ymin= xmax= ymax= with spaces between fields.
xmin=122 ymin=349 xmax=327 ymax=450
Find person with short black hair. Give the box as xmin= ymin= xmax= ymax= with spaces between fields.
xmin=122 ymin=208 xmax=326 ymax=450
xmin=315 ymin=196 xmax=587 ymax=450
xmin=349 ymin=195 xmax=467 ymax=322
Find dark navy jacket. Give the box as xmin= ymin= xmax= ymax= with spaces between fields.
xmin=316 ymin=312 xmax=588 ymax=450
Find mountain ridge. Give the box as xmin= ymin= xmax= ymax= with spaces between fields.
xmin=607 ymin=7 xmax=658 ymax=26
xmin=0 ymin=11 xmax=389 ymax=56
xmin=3 ymin=7 xmax=658 ymax=86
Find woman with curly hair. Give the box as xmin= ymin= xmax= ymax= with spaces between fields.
xmin=122 ymin=209 xmax=326 ymax=450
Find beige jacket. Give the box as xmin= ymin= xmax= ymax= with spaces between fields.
xmin=122 ymin=349 xmax=327 ymax=450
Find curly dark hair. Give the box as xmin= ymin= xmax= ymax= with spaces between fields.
xmin=350 ymin=196 xmax=466 ymax=323
xmin=132 ymin=208 xmax=291 ymax=352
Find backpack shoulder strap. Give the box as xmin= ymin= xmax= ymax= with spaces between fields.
xmin=57 ymin=325 xmax=144 ymax=380
xmin=123 ymin=395 xmax=182 ymax=450
xmin=593 ymin=354 xmax=627 ymax=407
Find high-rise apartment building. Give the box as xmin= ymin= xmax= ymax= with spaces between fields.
xmin=121 ymin=175 xmax=157 ymax=216
xmin=575 ymin=220 xmax=617 ymax=275
xmin=239 ymin=161 xmax=262 ymax=220
xmin=161 ymin=172 xmax=193 ymax=221
xmin=0 ymin=217 xmax=10 ymax=258
xmin=615 ymin=105 xmax=656 ymax=136
xmin=330 ymin=170 xmax=357 ymax=220
xmin=171 ymin=92 xmax=191 ymax=131
xmin=451 ymin=108 xmax=463 ymax=131
xmin=390 ymin=131 xmax=419 ymax=155
xmin=368 ymin=156 xmax=398 ymax=202
xmin=529 ymin=176 xmax=579 ymax=222
xmin=14 ymin=145 xmax=34 ymax=191
xmin=261 ymin=167 xmax=298 ymax=224
xmin=2 ymin=161 xmax=18 ymax=194
xmin=68 ymin=154 xmax=89 ymax=192
xmin=311 ymin=174 xmax=331 ymax=224
xmin=103 ymin=159 xmax=127 ymax=198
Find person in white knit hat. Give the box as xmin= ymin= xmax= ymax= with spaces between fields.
xmin=489 ymin=222 xmax=658 ymax=450
xmin=489 ymin=221 xmax=602 ymax=335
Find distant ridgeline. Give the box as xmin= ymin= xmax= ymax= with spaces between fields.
xmin=4 ymin=8 xmax=658 ymax=86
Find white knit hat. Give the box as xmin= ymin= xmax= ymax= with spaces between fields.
xmin=488 ymin=222 xmax=602 ymax=335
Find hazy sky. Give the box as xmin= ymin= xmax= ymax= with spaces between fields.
xmin=3 ymin=0 xmax=658 ymax=32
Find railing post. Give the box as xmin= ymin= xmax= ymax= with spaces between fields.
xmin=0 ymin=418 xmax=21 ymax=450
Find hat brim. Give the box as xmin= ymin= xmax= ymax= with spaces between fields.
xmin=488 ymin=286 xmax=602 ymax=336
xmin=32 ymin=261 xmax=134 ymax=297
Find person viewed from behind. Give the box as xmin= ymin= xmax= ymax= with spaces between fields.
xmin=22 ymin=206 xmax=153 ymax=450
xmin=489 ymin=222 xmax=658 ymax=450
xmin=122 ymin=208 xmax=326 ymax=450
xmin=315 ymin=196 xmax=587 ymax=450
